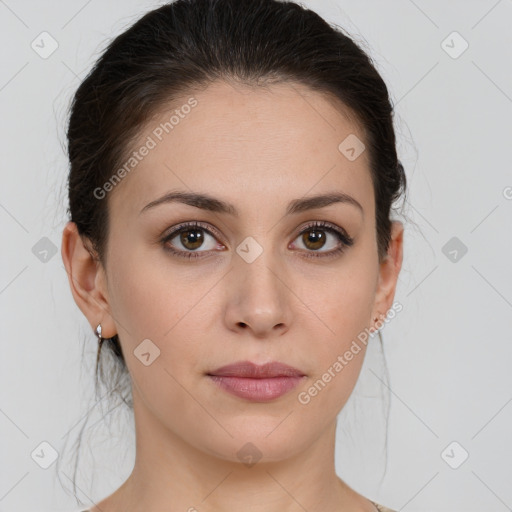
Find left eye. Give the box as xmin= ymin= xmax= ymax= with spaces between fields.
xmin=292 ymin=226 xmax=343 ymax=252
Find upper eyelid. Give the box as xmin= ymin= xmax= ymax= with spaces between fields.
xmin=164 ymin=221 xmax=226 ymax=245
xmin=163 ymin=220 xmax=350 ymax=247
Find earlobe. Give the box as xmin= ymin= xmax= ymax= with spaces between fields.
xmin=61 ymin=221 xmax=117 ymax=338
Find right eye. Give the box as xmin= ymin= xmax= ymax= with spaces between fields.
xmin=161 ymin=221 xmax=226 ymax=260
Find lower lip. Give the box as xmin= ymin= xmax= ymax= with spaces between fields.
xmin=207 ymin=375 xmax=305 ymax=402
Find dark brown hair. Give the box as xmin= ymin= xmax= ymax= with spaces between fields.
xmin=63 ymin=0 xmax=408 ymax=500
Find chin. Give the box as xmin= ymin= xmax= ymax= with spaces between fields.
xmin=194 ymin=419 xmax=315 ymax=466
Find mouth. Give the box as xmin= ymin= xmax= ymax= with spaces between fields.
xmin=206 ymin=360 xmax=306 ymax=402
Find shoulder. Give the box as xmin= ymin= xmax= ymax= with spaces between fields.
xmin=370 ymin=501 xmax=397 ymax=512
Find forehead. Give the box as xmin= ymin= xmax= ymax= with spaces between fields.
xmin=109 ymin=80 xmax=374 ymax=221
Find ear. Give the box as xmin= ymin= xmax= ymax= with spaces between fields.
xmin=61 ymin=221 xmax=117 ymax=338
xmin=371 ymin=220 xmax=404 ymax=324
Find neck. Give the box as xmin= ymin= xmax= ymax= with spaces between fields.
xmin=97 ymin=386 xmax=371 ymax=512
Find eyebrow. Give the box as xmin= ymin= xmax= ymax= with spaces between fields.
xmin=139 ymin=190 xmax=364 ymax=217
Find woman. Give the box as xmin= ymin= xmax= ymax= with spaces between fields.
xmin=61 ymin=0 xmax=405 ymax=510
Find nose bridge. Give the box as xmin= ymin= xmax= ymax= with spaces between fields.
xmin=237 ymin=236 xmax=284 ymax=302
xmin=226 ymin=235 xmax=291 ymax=334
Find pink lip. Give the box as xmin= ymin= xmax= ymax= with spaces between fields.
xmin=207 ymin=361 xmax=306 ymax=402
xmin=209 ymin=361 xmax=305 ymax=378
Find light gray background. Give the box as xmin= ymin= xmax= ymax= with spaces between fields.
xmin=1 ymin=1 xmax=511 ymax=511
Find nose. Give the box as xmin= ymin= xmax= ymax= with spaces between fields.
xmin=223 ymin=249 xmax=292 ymax=339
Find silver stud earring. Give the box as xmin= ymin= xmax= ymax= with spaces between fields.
xmin=95 ymin=323 xmax=103 ymax=343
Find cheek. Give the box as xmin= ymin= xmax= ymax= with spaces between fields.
xmin=106 ymin=253 xmax=210 ymax=418
xmin=296 ymin=291 xmax=373 ymax=424
xmin=306 ymin=261 xmax=377 ymax=354
xmin=106 ymin=245 xmax=189 ymax=349
xmin=297 ymin=260 xmax=377 ymax=403
xmin=106 ymin=247 xmax=217 ymax=373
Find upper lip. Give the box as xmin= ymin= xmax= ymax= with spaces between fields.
xmin=207 ymin=360 xmax=305 ymax=378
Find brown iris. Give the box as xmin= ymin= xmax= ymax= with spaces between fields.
xmin=180 ymin=229 xmax=204 ymax=250
xmin=302 ymin=229 xmax=326 ymax=251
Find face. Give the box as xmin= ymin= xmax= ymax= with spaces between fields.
xmin=67 ymin=80 xmax=403 ymax=464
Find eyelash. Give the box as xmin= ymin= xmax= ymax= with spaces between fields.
xmin=160 ymin=220 xmax=354 ymax=260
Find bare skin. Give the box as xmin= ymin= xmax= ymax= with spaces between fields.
xmin=62 ymin=80 xmax=403 ymax=512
